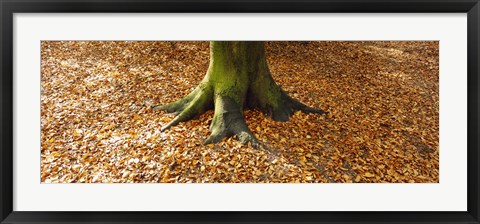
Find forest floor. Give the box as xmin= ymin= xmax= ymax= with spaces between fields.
xmin=41 ymin=41 xmax=439 ymax=183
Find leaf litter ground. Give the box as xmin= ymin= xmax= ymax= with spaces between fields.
xmin=41 ymin=41 xmax=439 ymax=183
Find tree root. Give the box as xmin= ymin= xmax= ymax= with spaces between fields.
xmin=271 ymin=91 xmax=326 ymax=122
xmin=152 ymin=88 xmax=200 ymax=115
xmin=152 ymin=88 xmax=213 ymax=132
xmin=204 ymin=96 xmax=260 ymax=148
xmin=152 ymin=81 xmax=325 ymax=148
xmin=152 ymin=88 xmax=324 ymax=148
xmin=284 ymin=91 xmax=326 ymax=114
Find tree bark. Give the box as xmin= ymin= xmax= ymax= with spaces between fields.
xmin=153 ymin=41 xmax=325 ymax=147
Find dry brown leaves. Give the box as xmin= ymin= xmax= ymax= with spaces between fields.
xmin=41 ymin=41 xmax=439 ymax=183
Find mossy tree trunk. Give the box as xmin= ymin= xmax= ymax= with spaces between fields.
xmin=153 ymin=41 xmax=325 ymax=147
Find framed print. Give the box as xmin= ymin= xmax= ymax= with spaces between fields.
xmin=1 ymin=0 xmax=479 ymax=223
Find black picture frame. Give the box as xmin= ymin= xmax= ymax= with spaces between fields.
xmin=1 ymin=0 xmax=479 ymax=223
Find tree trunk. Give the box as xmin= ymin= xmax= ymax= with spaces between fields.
xmin=153 ymin=41 xmax=324 ymax=147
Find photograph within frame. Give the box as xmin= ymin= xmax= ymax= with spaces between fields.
xmin=13 ymin=12 xmax=467 ymax=212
